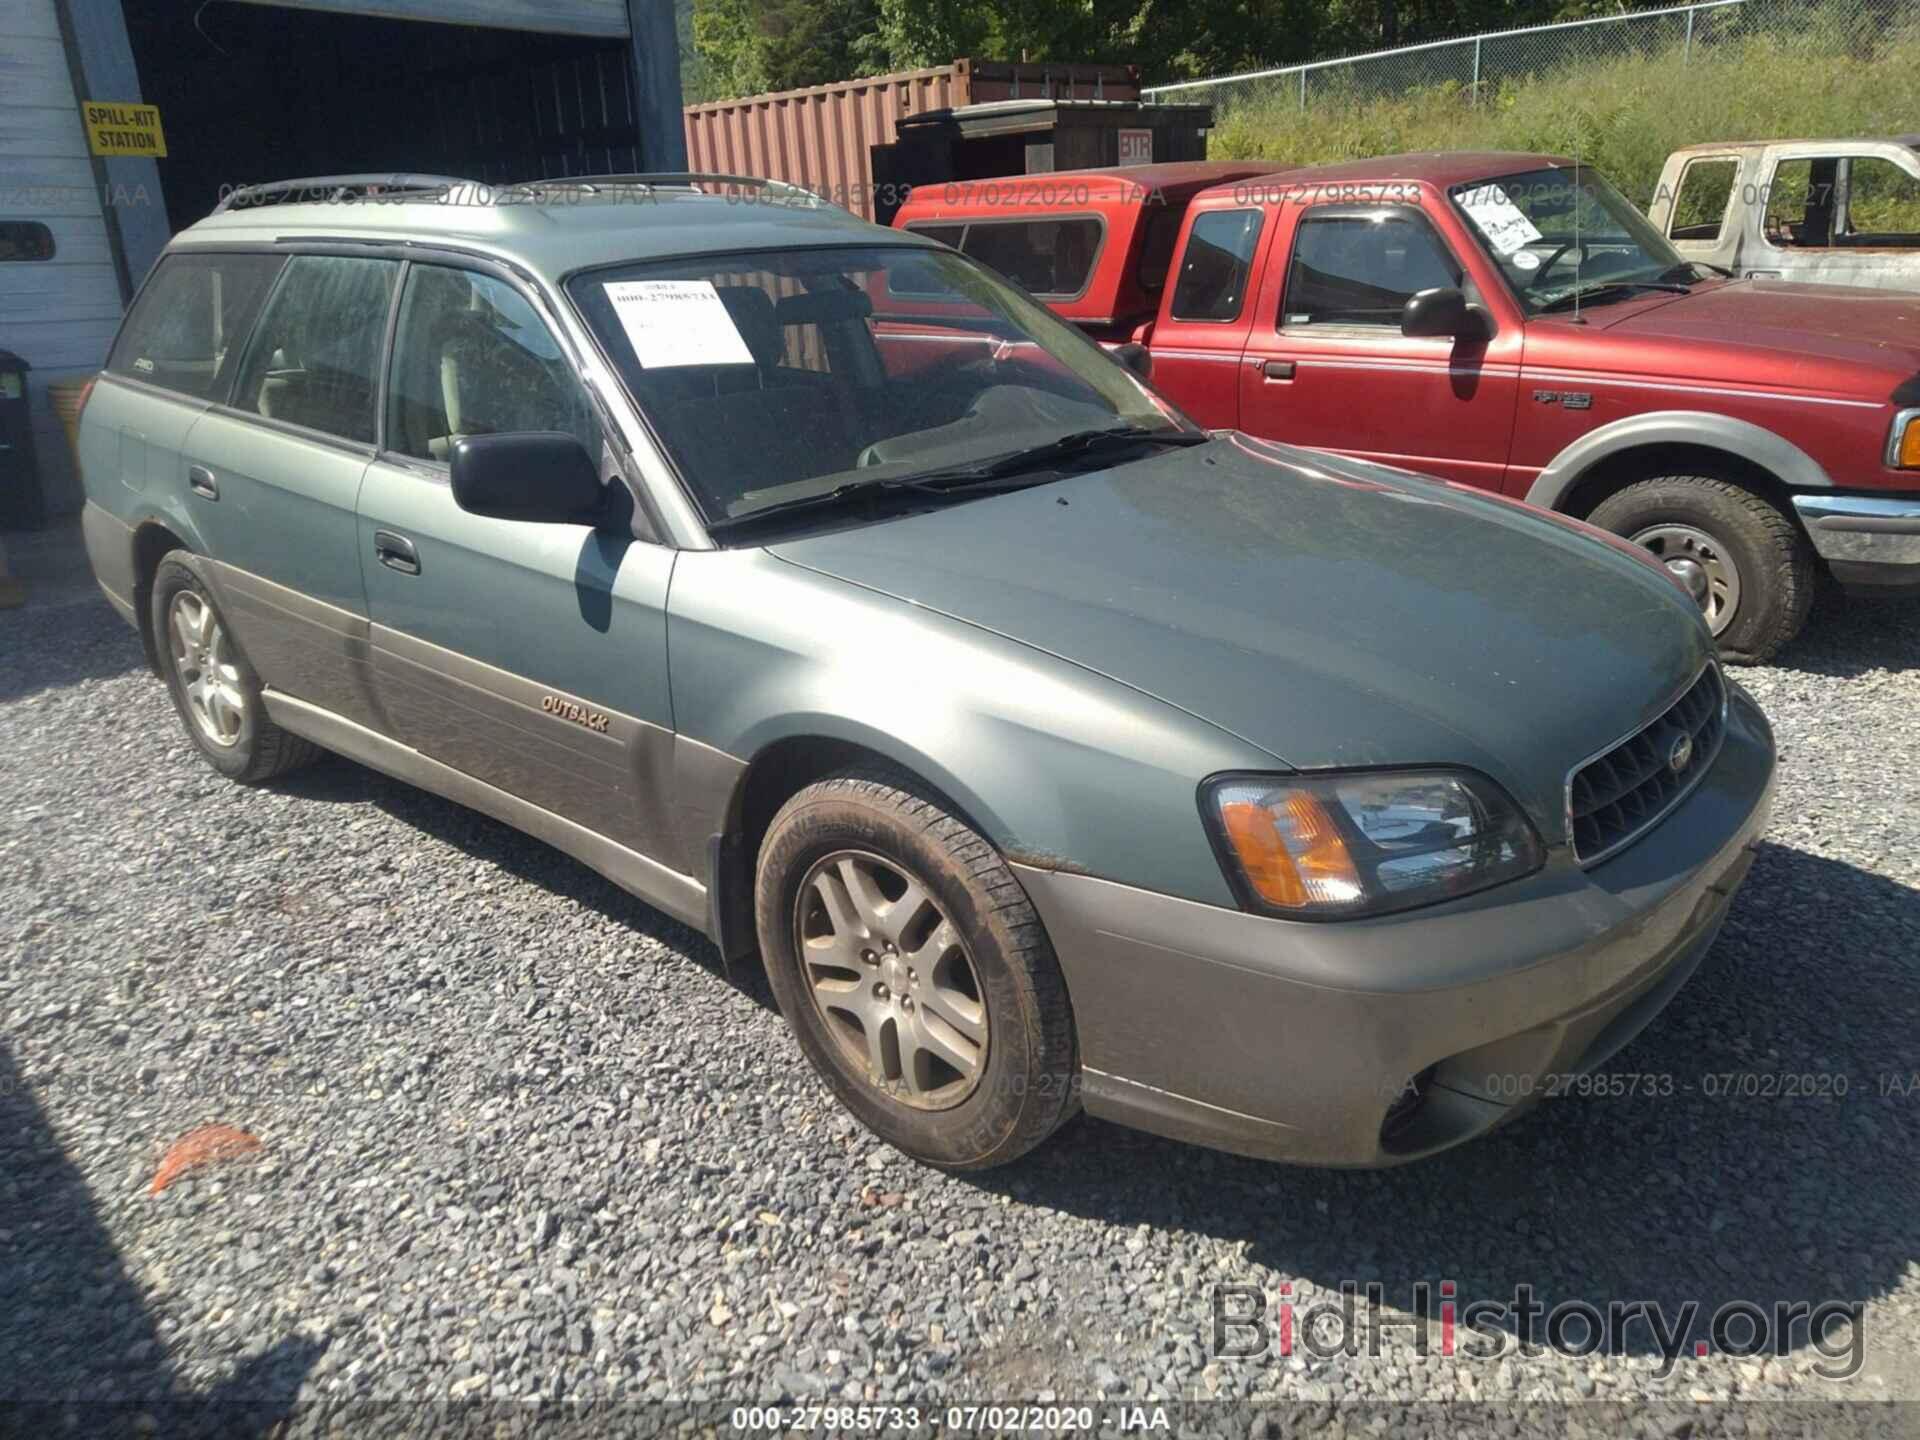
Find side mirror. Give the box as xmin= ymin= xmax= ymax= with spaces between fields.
xmin=450 ymin=432 xmax=603 ymax=525
xmin=1401 ymin=287 xmax=1491 ymax=341
xmin=1112 ymin=342 xmax=1153 ymax=381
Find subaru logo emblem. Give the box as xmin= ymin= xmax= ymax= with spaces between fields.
xmin=1668 ymin=733 xmax=1694 ymax=774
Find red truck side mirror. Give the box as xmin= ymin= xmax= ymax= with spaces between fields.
xmin=1112 ymin=342 xmax=1153 ymax=381
xmin=1402 ymin=287 xmax=1491 ymax=343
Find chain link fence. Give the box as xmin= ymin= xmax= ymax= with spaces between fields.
xmin=1143 ymin=0 xmax=1914 ymax=117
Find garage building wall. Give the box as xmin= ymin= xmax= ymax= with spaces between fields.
xmin=0 ymin=0 xmax=124 ymax=518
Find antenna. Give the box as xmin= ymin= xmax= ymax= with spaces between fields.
xmin=1572 ymin=132 xmax=1583 ymax=325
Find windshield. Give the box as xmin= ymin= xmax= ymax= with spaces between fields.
xmin=566 ymin=245 xmax=1186 ymax=527
xmin=1450 ymin=166 xmax=1692 ymax=315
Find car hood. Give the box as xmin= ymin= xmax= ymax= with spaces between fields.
xmin=768 ymin=434 xmax=1711 ymax=840
xmin=1601 ymin=278 xmax=1920 ymax=376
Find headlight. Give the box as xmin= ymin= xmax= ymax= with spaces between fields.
xmin=1202 ymin=769 xmax=1544 ymax=920
xmin=1889 ymin=409 xmax=1920 ymax=470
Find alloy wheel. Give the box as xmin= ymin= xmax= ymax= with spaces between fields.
xmin=168 ymin=590 xmax=246 ymax=748
xmin=794 ymin=849 xmax=989 ymax=1110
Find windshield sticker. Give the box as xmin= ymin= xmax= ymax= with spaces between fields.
xmin=1512 ymin=251 xmax=1541 ymax=271
xmin=1457 ymin=185 xmax=1544 ymax=256
xmin=602 ymin=279 xmax=755 ymax=368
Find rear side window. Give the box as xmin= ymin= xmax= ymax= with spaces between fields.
xmin=1281 ymin=211 xmax=1462 ymax=328
xmin=386 ymin=264 xmax=599 ymax=463
xmin=1136 ymin=206 xmax=1182 ymax=294
xmin=1170 ymin=209 xmax=1263 ymax=321
xmin=231 ymin=255 xmax=398 ymax=443
xmin=108 ymin=252 xmax=284 ymax=399
xmin=1668 ymin=159 xmax=1738 ymax=241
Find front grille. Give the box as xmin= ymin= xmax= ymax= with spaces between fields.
xmin=1569 ymin=665 xmax=1726 ymax=864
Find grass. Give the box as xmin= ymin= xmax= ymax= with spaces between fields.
xmin=1208 ymin=20 xmax=1920 ymax=211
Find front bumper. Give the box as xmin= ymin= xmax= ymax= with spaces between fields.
xmin=1793 ymin=493 xmax=1920 ymax=594
xmin=1012 ymin=685 xmax=1776 ymax=1167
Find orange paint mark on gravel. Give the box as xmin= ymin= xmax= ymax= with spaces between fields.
xmin=149 ymin=1124 xmax=262 ymax=1194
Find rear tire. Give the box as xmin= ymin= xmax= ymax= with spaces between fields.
xmin=1588 ymin=476 xmax=1813 ymax=664
xmin=150 ymin=556 xmax=320 ymax=784
xmin=755 ymin=766 xmax=1077 ymax=1170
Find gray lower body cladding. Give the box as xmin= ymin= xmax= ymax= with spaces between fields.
xmin=1013 ymin=686 xmax=1776 ymax=1167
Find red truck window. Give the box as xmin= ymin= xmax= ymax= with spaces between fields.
xmin=905 ymin=217 xmax=1105 ymax=300
xmin=1281 ymin=212 xmax=1462 ymax=328
xmin=1170 ymin=209 xmax=1263 ymax=321
xmin=1137 ymin=208 xmax=1181 ymax=293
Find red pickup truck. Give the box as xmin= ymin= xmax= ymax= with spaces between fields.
xmin=894 ymin=154 xmax=1920 ymax=661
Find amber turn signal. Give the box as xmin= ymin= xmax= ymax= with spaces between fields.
xmin=1896 ymin=415 xmax=1920 ymax=470
xmin=1218 ymin=792 xmax=1363 ymax=911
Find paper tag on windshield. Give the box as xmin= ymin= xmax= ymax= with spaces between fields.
xmin=1457 ymin=184 xmax=1543 ymax=257
xmin=602 ymin=279 xmax=755 ymax=368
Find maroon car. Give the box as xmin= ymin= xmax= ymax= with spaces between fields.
xmin=897 ymin=153 xmax=1920 ymax=661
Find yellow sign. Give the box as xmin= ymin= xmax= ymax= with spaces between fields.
xmin=84 ymin=102 xmax=167 ymax=158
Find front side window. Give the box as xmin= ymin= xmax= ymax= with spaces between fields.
xmin=1841 ymin=156 xmax=1920 ymax=242
xmin=567 ymin=245 xmax=1184 ymax=527
xmin=1170 ymin=209 xmax=1263 ymax=321
xmin=1452 ymin=166 xmax=1692 ymax=314
xmin=386 ymin=265 xmax=599 ymax=463
xmin=1667 ymin=159 xmax=1739 ymax=242
xmin=1281 ymin=211 xmax=1462 ymax=328
xmin=231 ymin=255 xmax=398 ymax=443
xmin=1763 ymin=158 xmax=1838 ymax=247
xmin=107 ymin=251 xmax=284 ymax=399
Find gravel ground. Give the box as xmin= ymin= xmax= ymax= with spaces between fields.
xmin=4 ymin=535 xmax=1919 ymax=1430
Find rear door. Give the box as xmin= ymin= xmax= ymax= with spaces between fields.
xmin=1238 ymin=202 xmax=1521 ymax=491
xmin=180 ymin=251 xmax=398 ymax=729
xmin=1145 ymin=202 xmax=1274 ymax=430
xmin=355 ymin=258 xmax=679 ymax=861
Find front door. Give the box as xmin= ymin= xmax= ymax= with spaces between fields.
xmin=356 ymin=260 xmax=679 ymax=861
xmin=1238 ymin=205 xmax=1522 ymax=492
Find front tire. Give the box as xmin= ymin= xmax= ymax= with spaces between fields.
xmin=150 ymin=556 xmax=320 ymax=783
xmin=1589 ymin=476 xmax=1813 ymax=664
xmin=755 ymin=767 xmax=1077 ymax=1170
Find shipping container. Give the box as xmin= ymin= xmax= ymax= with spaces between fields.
xmin=682 ymin=60 xmax=1143 ymax=221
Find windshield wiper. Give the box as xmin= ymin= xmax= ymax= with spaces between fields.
xmin=706 ymin=427 xmax=1208 ymax=537
xmin=1537 ymin=279 xmax=1693 ymax=314
xmin=906 ymin=426 xmax=1210 ymax=488
xmin=1655 ymin=262 xmax=1717 ymax=285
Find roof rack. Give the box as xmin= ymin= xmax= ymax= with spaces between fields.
xmin=511 ymin=172 xmax=825 ymax=204
xmin=214 ymin=174 xmax=482 ymax=213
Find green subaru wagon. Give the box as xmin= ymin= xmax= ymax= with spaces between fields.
xmin=78 ymin=173 xmax=1776 ymax=1169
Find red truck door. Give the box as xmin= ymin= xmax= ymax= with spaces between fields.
xmin=1144 ymin=203 xmax=1278 ymax=431
xmin=1238 ymin=200 xmax=1522 ymax=491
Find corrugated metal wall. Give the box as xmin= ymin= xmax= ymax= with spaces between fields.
xmin=684 ymin=66 xmax=965 ymax=221
xmin=0 ymin=0 xmax=124 ymax=518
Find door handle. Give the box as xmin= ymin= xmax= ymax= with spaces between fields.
xmin=373 ymin=530 xmax=420 ymax=575
xmin=1263 ymin=360 xmax=1296 ymax=381
xmin=187 ymin=465 xmax=219 ymax=500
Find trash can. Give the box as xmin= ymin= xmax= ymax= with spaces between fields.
xmin=0 ymin=350 xmax=45 ymax=531
xmin=47 ymin=378 xmax=90 ymax=485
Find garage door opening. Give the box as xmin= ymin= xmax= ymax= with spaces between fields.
xmin=121 ymin=1 xmax=643 ymax=233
